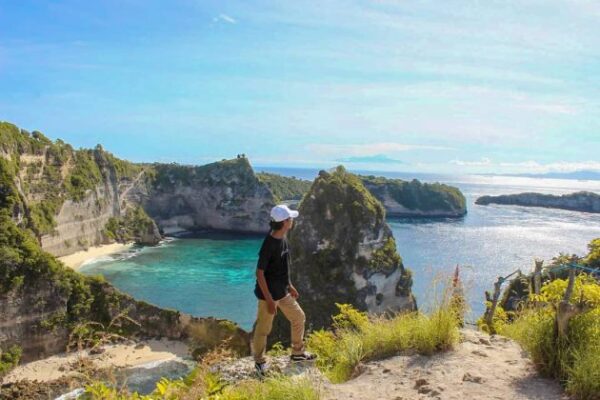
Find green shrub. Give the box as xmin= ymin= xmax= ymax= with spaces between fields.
xmin=499 ymin=275 xmax=600 ymax=399
xmin=256 ymin=172 xmax=311 ymax=202
xmin=81 ymin=370 xmax=321 ymax=400
xmin=0 ymin=345 xmax=22 ymax=376
xmin=102 ymin=206 xmax=155 ymax=243
xmin=368 ymin=237 xmax=402 ymax=272
xmin=307 ymin=298 xmax=460 ymax=383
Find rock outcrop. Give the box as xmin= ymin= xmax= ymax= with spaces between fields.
xmin=476 ymin=191 xmax=600 ymax=213
xmin=288 ymin=166 xmax=416 ymax=331
xmin=361 ymin=175 xmax=467 ymax=218
xmin=136 ymin=158 xmax=275 ymax=234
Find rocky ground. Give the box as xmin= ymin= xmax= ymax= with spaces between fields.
xmin=1 ymin=330 xmax=569 ymax=400
xmin=212 ymin=329 xmax=568 ymax=400
xmin=322 ymin=329 xmax=567 ymax=400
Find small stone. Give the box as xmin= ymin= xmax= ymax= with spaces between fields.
xmin=479 ymin=338 xmax=491 ymax=346
xmin=89 ymin=347 xmax=105 ymax=355
xmin=134 ymin=343 xmax=145 ymax=350
xmin=417 ymin=385 xmax=432 ymax=394
xmin=414 ymin=378 xmax=429 ymax=388
xmin=472 ymin=350 xmax=488 ymax=357
xmin=383 ymin=368 xmax=391 ymax=373
xmin=463 ymin=372 xmax=484 ymax=383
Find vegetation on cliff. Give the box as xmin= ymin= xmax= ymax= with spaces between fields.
xmin=0 ymin=345 xmax=22 ymax=377
xmin=307 ymin=297 xmax=460 ymax=383
xmin=476 ymin=191 xmax=600 ymax=213
xmin=149 ymin=157 xmax=258 ymax=192
xmin=496 ymin=276 xmax=599 ymax=399
xmin=256 ymin=172 xmax=311 ymax=202
xmin=103 ymin=206 xmax=158 ymax=244
xmin=361 ymin=175 xmax=467 ymax=216
xmin=0 ymin=122 xmax=144 ymax=237
xmin=0 ymin=211 xmax=175 ymax=331
xmin=478 ymin=238 xmax=600 ymax=399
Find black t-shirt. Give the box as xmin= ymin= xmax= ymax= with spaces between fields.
xmin=254 ymin=234 xmax=290 ymax=301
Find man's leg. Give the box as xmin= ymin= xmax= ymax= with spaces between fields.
xmin=252 ymin=299 xmax=276 ymax=363
xmin=277 ymin=294 xmax=306 ymax=355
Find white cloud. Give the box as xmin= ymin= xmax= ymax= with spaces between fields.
xmin=450 ymin=157 xmax=493 ymax=167
xmin=306 ymin=142 xmax=453 ymax=158
xmin=450 ymin=159 xmax=600 ymax=173
xmin=213 ymin=13 xmax=237 ymax=24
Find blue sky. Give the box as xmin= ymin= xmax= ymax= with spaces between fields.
xmin=0 ymin=0 xmax=599 ymax=174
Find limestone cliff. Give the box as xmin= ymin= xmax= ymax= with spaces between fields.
xmin=361 ymin=175 xmax=467 ymax=218
xmin=476 ymin=191 xmax=600 ymax=213
xmin=1 ymin=123 xmax=276 ymax=257
xmin=0 ymin=122 xmax=161 ymax=257
xmin=288 ymin=166 xmax=416 ymax=330
xmin=138 ymin=157 xmax=275 ymax=234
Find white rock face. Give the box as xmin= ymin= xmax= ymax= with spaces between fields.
xmin=362 ymin=268 xmax=413 ymax=314
xmin=140 ymin=159 xmax=275 ymax=234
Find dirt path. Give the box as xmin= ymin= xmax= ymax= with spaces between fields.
xmin=322 ymin=329 xmax=567 ymax=400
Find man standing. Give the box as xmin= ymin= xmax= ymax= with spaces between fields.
xmin=252 ymin=204 xmax=316 ymax=376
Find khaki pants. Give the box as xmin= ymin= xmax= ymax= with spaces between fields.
xmin=251 ymin=294 xmax=306 ymax=363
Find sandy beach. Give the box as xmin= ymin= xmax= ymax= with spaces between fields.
xmin=58 ymin=242 xmax=135 ymax=271
xmin=3 ymin=339 xmax=190 ymax=384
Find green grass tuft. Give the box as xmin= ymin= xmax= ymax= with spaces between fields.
xmin=307 ymin=294 xmax=461 ymax=383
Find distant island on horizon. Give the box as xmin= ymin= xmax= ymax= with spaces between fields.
xmin=254 ymin=165 xmax=600 ymax=183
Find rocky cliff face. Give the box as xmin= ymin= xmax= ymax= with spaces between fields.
xmin=138 ymin=157 xmax=275 ymax=234
xmin=0 ymin=122 xmax=161 ymax=257
xmin=2 ymin=123 xmax=275 ymax=259
xmin=361 ymin=176 xmax=467 ymax=218
xmin=475 ymin=191 xmax=600 ymax=213
xmin=288 ymin=166 xmax=416 ymax=330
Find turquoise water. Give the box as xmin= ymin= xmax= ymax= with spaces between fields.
xmin=80 ymin=171 xmax=600 ymax=329
xmin=81 ymin=232 xmax=262 ymax=329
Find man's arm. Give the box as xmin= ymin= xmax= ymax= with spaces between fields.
xmin=288 ymin=275 xmax=299 ymax=298
xmin=257 ymin=270 xmax=277 ymax=314
xmin=256 ymin=243 xmax=277 ymax=315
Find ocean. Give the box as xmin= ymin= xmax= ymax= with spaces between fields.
xmin=79 ymin=168 xmax=600 ymax=330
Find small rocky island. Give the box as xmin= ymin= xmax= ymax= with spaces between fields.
xmin=475 ymin=191 xmax=600 ymax=213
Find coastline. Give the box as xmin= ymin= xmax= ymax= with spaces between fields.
xmin=57 ymin=242 xmax=135 ymax=271
xmin=3 ymin=339 xmax=189 ymax=384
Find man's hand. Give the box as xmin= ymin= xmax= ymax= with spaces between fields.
xmin=267 ymin=299 xmax=278 ymax=315
xmin=289 ymin=286 xmax=299 ymax=299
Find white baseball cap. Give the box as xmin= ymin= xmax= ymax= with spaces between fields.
xmin=270 ymin=204 xmax=299 ymax=222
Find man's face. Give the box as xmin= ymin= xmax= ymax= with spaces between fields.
xmin=284 ymin=217 xmax=294 ymax=231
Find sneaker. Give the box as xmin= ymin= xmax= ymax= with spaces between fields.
xmin=255 ymin=361 xmax=267 ymax=377
xmin=290 ymin=352 xmax=317 ymax=362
